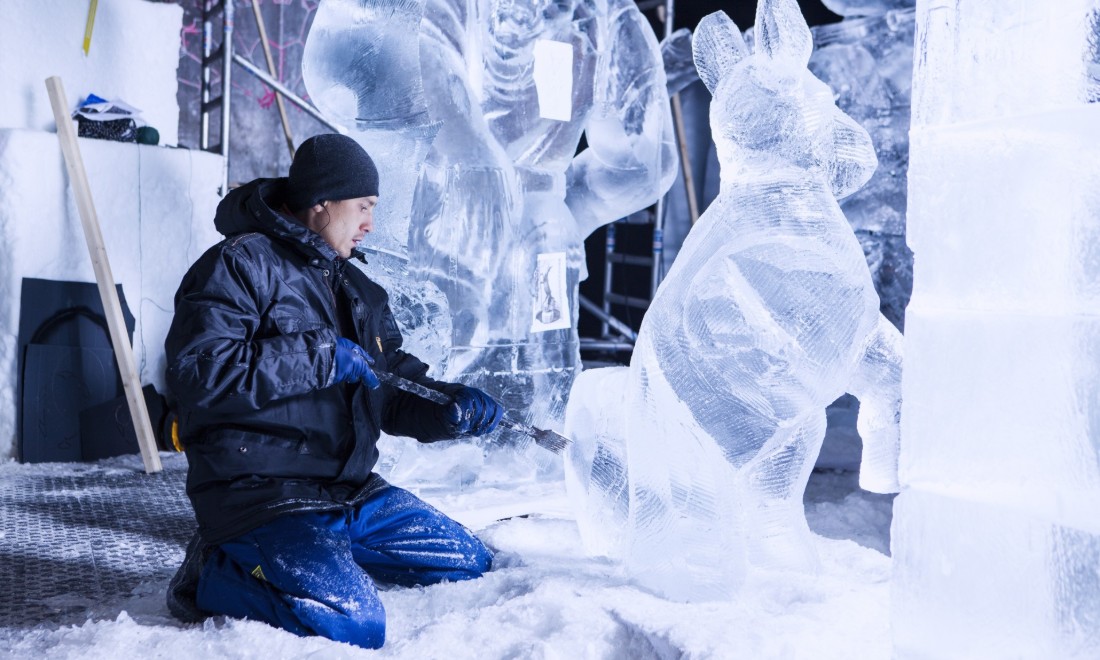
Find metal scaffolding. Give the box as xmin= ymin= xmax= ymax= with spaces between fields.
xmin=199 ymin=0 xmax=340 ymax=194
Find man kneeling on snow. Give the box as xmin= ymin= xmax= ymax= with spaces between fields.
xmin=163 ymin=134 xmax=502 ymax=649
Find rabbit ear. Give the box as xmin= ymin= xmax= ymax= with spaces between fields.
xmin=755 ymin=0 xmax=813 ymax=66
xmin=692 ymin=11 xmax=749 ymax=95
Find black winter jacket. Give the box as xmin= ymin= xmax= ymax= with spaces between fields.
xmin=165 ymin=178 xmax=459 ymax=545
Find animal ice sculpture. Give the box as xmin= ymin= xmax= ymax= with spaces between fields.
xmin=303 ymin=0 xmax=677 ymax=455
xmin=565 ymin=0 xmax=903 ymax=600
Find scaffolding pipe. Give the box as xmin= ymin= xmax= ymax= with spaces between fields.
xmin=200 ymin=14 xmax=213 ymax=149
xmin=580 ymin=294 xmax=637 ymax=342
xmin=233 ymin=55 xmax=344 ymax=134
xmin=671 ymin=94 xmax=700 ymax=224
xmin=219 ymin=0 xmax=234 ymax=194
xmin=651 ymin=0 xmax=676 ymax=299
xmin=250 ymin=0 xmax=296 ymax=158
xmin=601 ymin=223 xmax=616 ymax=338
xmin=579 ymin=339 xmax=636 ymax=353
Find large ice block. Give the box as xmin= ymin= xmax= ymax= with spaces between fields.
xmin=897 ymin=1 xmax=1100 ymax=656
xmin=907 ymin=107 xmax=1100 ymax=314
xmin=893 ymin=491 xmax=1100 ymax=658
xmin=902 ymin=308 xmax=1100 ymax=529
xmin=0 ymin=129 xmax=223 ymax=459
xmin=912 ymin=0 xmax=1099 ymax=127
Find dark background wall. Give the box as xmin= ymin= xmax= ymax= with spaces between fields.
xmin=174 ymin=0 xmax=324 ymax=184
xmin=671 ymin=1 xmax=839 ymax=31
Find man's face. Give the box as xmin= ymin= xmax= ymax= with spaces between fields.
xmin=309 ymin=195 xmax=377 ymax=258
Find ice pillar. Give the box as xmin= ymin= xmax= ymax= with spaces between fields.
xmin=895 ymin=1 xmax=1100 ymax=657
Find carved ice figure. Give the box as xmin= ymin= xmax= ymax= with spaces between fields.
xmin=303 ymin=0 xmax=677 ymax=454
xmin=565 ymin=0 xmax=903 ymax=600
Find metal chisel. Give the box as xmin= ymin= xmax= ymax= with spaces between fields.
xmin=373 ymin=369 xmax=571 ymax=455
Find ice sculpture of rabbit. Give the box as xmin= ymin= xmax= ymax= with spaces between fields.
xmin=565 ymin=0 xmax=903 ymax=600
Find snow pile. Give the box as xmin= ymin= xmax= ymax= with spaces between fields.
xmin=896 ymin=1 xmax=1100 ymax=657
xmin=0 ymin=453 xmax=893 ymax=659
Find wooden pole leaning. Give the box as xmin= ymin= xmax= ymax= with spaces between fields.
xmin=44 ymin=76 xmax=162 ymax=474
xmin=251 ymin=0 xmax=295 ymax=159
xmin=670 ymin=93 xmax=700 ymax=225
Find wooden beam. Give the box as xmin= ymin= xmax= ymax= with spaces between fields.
xmin=45 ymin=76 xmax=162 ymax=474
xmin=670 ymin=93 xmax=700 ymax=225
xmin=251 ymin=0 xmax=296 ymax=159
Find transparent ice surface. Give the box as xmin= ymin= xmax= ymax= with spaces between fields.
xmin=912 ymin=0 xmax=1100 ymax=127
xmin=662 ymin=28 xmax=698 ymax=96
xmin=351 ymin=251 xmax=452 ymax=377
xmin=809 ymin=9 xmax=915 ymax=328
xmin=302 ymin=0 xmax=440 ymax=263
xmin=303 ymin=0 xmax=677 ymax=462
xmin=820 ymin=0 xmax=913 ymax=18
xmin=565 ymin=0 xmax=902 ymax=601
xmin=896 ymin=1 xmax=1100 ymax=656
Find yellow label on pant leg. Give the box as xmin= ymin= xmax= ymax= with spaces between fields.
xmin=251 ymin=565 xmax=267 ymax=582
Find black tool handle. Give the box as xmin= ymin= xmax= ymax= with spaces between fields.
xmin=375 ymin=370 xmax=452 ymax=406
xmin=372 ymin=368 xmax=571 ymax=454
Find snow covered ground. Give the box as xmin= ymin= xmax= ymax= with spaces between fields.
xmin=0 ymin=453 xmax=894 ymax=659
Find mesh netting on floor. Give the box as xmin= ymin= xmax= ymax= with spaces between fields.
xmin=0 ymin=453 xmax=193 ymax=630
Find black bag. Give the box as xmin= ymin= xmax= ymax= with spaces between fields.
xmin=76 ymin=116 xmax=138 ymax=143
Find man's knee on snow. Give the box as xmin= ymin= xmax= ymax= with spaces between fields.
xmin=289 ymin=592 xmax=386 ymax=650
xmin=453 ymin=534 xmax=494 ymax=580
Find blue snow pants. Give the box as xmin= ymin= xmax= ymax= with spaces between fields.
xmin=194 ymin=483 xmax=493 ymax=649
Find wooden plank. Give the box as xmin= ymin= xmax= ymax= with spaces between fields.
xmin=44 ymin=76 xmax=162 ymax=474
xmin=671 ymin=93 xmax=700 ymax=225
xmin=250 ymin=0 xmax=295 ymax=158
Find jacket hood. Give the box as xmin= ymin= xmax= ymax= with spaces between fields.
xmin=213 ymin=178 xmax=340 ymax=262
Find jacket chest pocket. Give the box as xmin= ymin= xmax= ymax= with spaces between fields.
xmin=271 ymin=311 xmax=326 ymax=335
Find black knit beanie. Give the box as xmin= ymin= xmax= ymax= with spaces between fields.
xmin=285 ymin=133 xmax=379 ymax=212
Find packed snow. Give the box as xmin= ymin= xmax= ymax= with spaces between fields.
xmin=0 ymin=452 xmax=893 ymax=659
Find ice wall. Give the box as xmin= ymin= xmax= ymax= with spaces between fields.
xmin=0 ymin=0 xmax=183 ymax=146
xmin=0 ymin=130 xmax=223 ymax=460
xmin=895 ymin=1 xmax=1100 ymax=657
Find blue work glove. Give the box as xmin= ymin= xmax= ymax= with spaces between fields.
xmin=446 ymin=386 xmax=503 ymax=436
xmin=333 ymin=338 xmax=380 ymax=389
